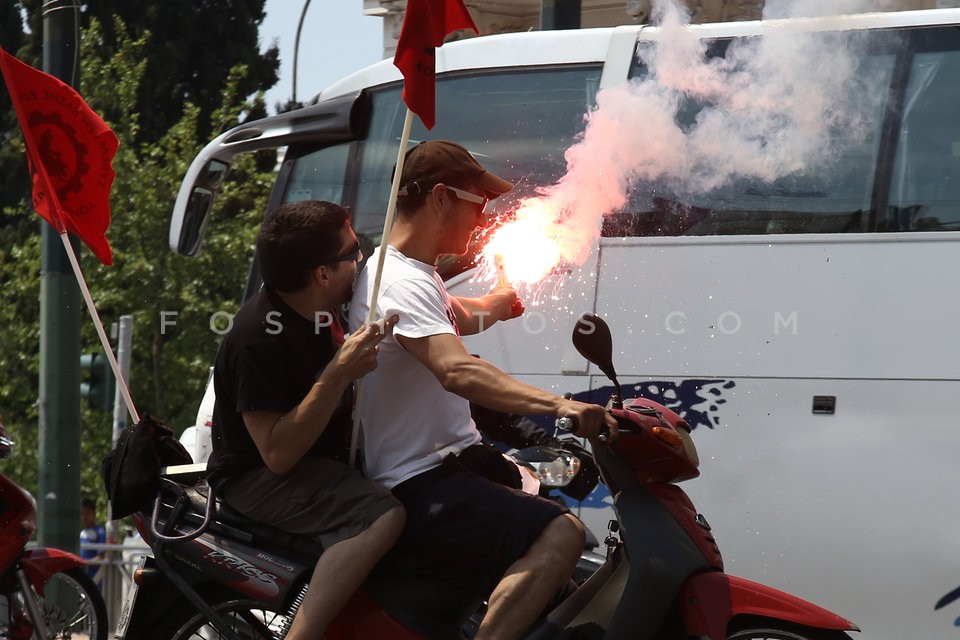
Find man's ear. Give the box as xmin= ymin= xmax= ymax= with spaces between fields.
xmin=312 ymin=264 xmax=330 ymax=286
xmin=431 ymin=183 xmax=451 ymax=209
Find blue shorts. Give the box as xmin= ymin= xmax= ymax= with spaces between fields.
xmin=365 ymin=454 xmax=569 ymax=637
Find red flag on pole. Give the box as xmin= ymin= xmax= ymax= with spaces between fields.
xmin=0 ymin=45 xmax=118 ymax=265
xmin=393 ymin=0 xmax=479 ymax=130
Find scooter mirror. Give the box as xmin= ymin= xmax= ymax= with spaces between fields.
xmin=572 ymin=314 xmax=618 ymax=383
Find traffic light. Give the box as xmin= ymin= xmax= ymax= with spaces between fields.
xmin=79 ymin=353 xmax=116 ymax=412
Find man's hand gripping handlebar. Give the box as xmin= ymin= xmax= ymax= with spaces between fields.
xmin=555 ymin=401 xmax=618 ymax=444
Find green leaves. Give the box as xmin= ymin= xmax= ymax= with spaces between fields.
xmin=0 ymin=16 xmax=272 ymax=507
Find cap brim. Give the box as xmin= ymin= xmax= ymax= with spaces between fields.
xmin=475 ymin=170 xmax=514 ymax=199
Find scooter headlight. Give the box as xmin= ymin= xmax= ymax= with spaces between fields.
xmin=528 ymin=452 xmax=581 ymax=487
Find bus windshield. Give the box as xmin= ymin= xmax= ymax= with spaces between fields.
xmin=279 ymin=65 xmax=602 ymax=279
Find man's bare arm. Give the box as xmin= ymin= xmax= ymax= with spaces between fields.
xmin=452 ymin=285 xmax=524 ymax=335
xmin=396 ymin=332 xmax=616 ymax=441
xmin=244 ymin=322 xmax=392 ymax=474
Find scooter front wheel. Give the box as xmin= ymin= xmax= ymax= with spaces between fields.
xmin=0 ymin=567 xmax=108 ymax=640
xmin=728 ymin=618 xmax=854 ymax=640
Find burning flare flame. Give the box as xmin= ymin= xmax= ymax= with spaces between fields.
xmin=481 ymin=199 xmax=566 ymax=286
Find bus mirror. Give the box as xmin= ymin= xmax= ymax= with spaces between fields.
xmin=175 ymin=160 xmax=230 ymax=257
xmin=177 ymin=186 xmax=213 ymax=257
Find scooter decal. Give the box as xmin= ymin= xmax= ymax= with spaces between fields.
xmin=203 ymin=549 xmax=280 ymax=597
xmin=256 ymin=551 xmax=296 ymax=574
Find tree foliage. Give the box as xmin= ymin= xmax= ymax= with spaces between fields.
xmin=1 ymin=0 xmax=278 ymax=221
xmin=0 ymin=16 xmax=272 ymax=509
xmin=0 ymin=0 xmax=34 ymax=234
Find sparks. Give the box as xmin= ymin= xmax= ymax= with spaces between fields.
xmin=482 ymin=200 xmax=564 ymax=286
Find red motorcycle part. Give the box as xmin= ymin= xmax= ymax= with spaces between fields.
xmin=649 ymin=483 xmax=723 ymax=569
xmin=20 ymin=548 xmax=87 ymax=593
xmin=325 ymin=590 xmax=424 ymax=639
xmin=0 ymin=478 xmax=36 ymax=569
xmin=611 ymin=398 xmax=700 ymax=484
xmin=8 ymin=610 xmax=34 ymax=640
xmin=680 ymin=570 xmax=860 ymax=638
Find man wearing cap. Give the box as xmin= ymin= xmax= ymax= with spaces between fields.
xmin=349 ymin=141 xmax=617 ymax=639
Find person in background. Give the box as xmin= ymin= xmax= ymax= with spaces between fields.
xmin=207 ymin=200 xmax=405 ymax=639
xmin=350 ymin=140 xmax=618 ymax=639
xmin=79 ymin=498 xmax=107 ymax=587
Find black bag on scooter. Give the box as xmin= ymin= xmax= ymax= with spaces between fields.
xmin=101 ymin=414 xmax=193 ymax=518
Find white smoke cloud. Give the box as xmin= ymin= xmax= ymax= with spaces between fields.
xmin=498 ymin=0 xmax=891 ymax=270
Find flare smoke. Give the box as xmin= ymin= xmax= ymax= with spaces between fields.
xmin=511 ymin=0 xmax=894 ymax=268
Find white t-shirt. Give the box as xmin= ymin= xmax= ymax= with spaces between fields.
xmin=349 ymin=246 xmax=481 ymax=488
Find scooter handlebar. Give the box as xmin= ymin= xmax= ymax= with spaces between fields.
xmin=555 ymin=413 xmax=638 ymax=443
xmin=555 ymin=416 xmax=578 ymax=433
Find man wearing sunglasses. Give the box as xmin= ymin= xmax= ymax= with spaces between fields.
xmin=349 ymin=141 xmax=617 ymax=639
xmin=207 ymin=200 xmax=405 ymax=640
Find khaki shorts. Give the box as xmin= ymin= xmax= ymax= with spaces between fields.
xmin=220 ymin=454 xmax=400 ymax=549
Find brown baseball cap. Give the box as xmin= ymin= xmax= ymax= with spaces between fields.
xmin=398 ymin=140 xmax=513 ymax=200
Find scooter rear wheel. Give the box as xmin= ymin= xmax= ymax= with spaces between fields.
xmin=728 ymin=619 xmax=854 ymax=640
xmin=143 ymin=588 xmax=291 ymax=640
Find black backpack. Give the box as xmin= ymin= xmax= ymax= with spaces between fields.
xmin=101 ymin=415 xmax=193 ymax=519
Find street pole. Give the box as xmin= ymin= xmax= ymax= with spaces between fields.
xmin=110 ymin=316 xmax=133 ymax=447
xmin=104 ymin=315 xmax=132 ymax=628
xmin=292 ymin=0 xmax=312 ymax=105
xmin=38 ymin=0 xmax=82 ymax=553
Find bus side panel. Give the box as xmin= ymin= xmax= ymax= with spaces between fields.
xmin=593 ymin=235 xmax=960 ymax=639
xmin=672 ymin=375 xmax=958 ymax=640
xmin=503 ymin=371 xmax=959 ymax=639
xmin=595 ymin=235 xmax=960 ymax=380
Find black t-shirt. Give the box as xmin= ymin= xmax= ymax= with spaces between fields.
xmin=207 ymin=287 xmax=352 ymax=486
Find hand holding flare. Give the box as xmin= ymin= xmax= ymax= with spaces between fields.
xmin=494 ymin=253 xmax=510 ymax=287
xmin=493 ymin=254 xmax=525 ymax=320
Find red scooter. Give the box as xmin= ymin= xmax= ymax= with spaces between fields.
xmin=0 ymin=420 xmax=108 ymax=640
xmin=114 ymin=314 xmax=859 ymax=640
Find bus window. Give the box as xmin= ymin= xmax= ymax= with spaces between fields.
xmin=281 ymin=143 xmax=351 ymax=207
xmin=887 ymin=34 xmax=960 ymax=232
xmin=347 ymin=66 xmax=602 ymax=279
xmin=606 ymin=30 xmax=910 ymax=237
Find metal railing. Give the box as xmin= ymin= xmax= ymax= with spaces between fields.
xmin=79 ymin=538 xmax=151 ymax=632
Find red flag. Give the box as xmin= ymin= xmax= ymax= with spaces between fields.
xmin=0 ymin=46 xmax=118 ymax=265
xmin=393 ymin=0 xmax=478 ymax=130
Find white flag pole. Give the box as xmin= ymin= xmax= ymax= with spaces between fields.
xmin=348 ymin=107 xmax=415 ymax=469
xmin=59 ymin=232 xmax=140 ymax=424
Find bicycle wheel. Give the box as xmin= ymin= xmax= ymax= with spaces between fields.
xmin=1 ymin=566 xmax=108 ymax=640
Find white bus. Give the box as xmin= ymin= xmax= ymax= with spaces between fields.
xmin=171 ymin=8 xmax=960 ymax=638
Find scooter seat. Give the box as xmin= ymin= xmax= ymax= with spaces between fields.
xmin=179 ymin=485 xmax=327 ymax=559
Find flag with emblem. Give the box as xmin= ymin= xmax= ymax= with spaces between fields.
xmin=0 ymin=45 xmax=118 ymax=265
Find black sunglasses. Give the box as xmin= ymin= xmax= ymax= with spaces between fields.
xmin=322 ymin=239 xmax=362 ymax=266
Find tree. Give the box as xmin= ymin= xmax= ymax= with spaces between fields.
xmin=1 ymin=0 xmax=279 ymax=220
xmin=76 ymin=0 xmax=279 ymax=144
xmin=0 ymin=17 xmax=271 ymax=506
xmin=0 ymin=0 xmax=35 ymax=235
